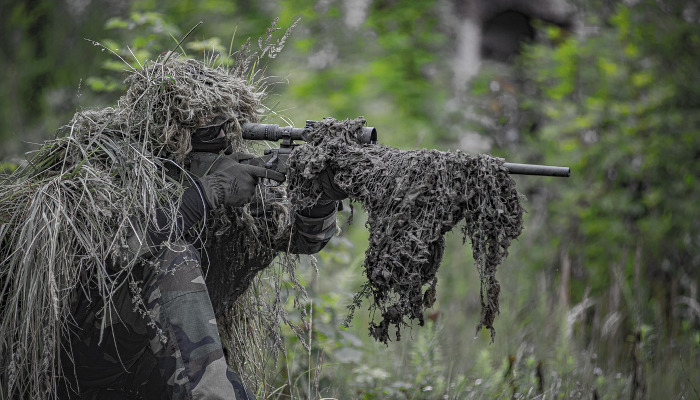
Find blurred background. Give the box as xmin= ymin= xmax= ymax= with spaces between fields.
xmin=2 ymin=0 xmax=699 ymax=398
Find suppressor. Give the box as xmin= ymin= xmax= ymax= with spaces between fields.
xmin=503 ymin=162 xmax=570 ymax=177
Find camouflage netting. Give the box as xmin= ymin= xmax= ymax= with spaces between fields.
xmin=287 ymin=117 xmax=525 ymax=343
xmin=0 ymin=35 xmax=294 ymax=397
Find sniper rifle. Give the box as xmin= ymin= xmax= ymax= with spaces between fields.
xmin=238 ymin=120 xmax=570 ymax=178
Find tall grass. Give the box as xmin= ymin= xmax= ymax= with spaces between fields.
xmin=0 ymin=129 xmax=182 ymax=397
xmin=252 ymin=220 xmax=700 ymax=399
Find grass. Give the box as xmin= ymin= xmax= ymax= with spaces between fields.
xmin=238 ymin=216 xmax=700 ymax=400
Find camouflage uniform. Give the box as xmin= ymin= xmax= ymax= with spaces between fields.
xmin=59 ymin=209 xmax=337 ymax=399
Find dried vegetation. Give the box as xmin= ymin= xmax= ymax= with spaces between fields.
xmin=0 ymin=19 xmax=297 ymax=397
xmin=288 ymin=118 xmax=525 ymax=343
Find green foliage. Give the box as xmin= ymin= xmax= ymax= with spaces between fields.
xmin=274 ymin=0 xmax=450 ymax=148
xmin=0 ymin=162 xmax=18 ymax=174
xmin=521 ymin=1 xmax=700 ymax=299
xmin=3 ymin=0 xmax=700 ymax=398
xmin=85 ymin=12 xmax=182 ymax=93
xmin=0 ymin=0 xmax=120 ymax=157
xmin=468 ymin=1 xmax=700 ymax=397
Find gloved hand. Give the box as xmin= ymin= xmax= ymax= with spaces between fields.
xmin=198 ymin=154 xmax=286 ymax=209
xmin=317 ymin=167 xmax=348 ymax=201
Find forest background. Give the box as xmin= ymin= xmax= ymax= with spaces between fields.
xmin=1 ymin=0 xmax=699 ymax=398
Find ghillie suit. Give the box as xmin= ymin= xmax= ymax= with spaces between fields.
xmin=288 ymin=117 xmax=525 ymax=343
xmin=0 ymin=24 xmax=306 ymax=398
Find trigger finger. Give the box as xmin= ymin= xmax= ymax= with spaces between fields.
xmin=243 ymin=165 xmax=287 ymax=183
xmin=232 ymin=152 xmax=256 ymax=162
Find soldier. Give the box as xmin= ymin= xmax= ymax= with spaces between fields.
xmin=20 ymin=53 xmax=347 ymax=399
xmin=57 ymin=115 xmax=347 ymax=400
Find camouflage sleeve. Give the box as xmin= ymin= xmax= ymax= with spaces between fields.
xmin=246 ymin=194 xmax=339 ymax=255
xmin=113 ymin=185 xmax=207 ymax=270
xmin=290 ymin=205 xmax=338 ymax=254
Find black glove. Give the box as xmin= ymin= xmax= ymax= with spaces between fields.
xmin=297 ymin=168 xmax=347 ymax=219
xmin=318 ymin=167 xmax=348 ymax=201
xmin=198 ymin=154 xmax=286 ymax=209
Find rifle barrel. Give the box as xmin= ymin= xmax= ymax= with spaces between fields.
xmin=503 ymin=162 xmax=570 ymax=177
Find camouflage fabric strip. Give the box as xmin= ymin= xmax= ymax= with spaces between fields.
xmin=143 ymin=243 xmax=254 ymax=400
xmin=293 ymin=211 xmax=337 ymax=253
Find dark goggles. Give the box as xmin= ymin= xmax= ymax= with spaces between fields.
xmin=191 ymin=116 xmax=232 ymax=153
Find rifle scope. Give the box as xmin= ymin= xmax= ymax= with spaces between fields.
xmin=241 ymin=122 xmax=378 ymax=145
